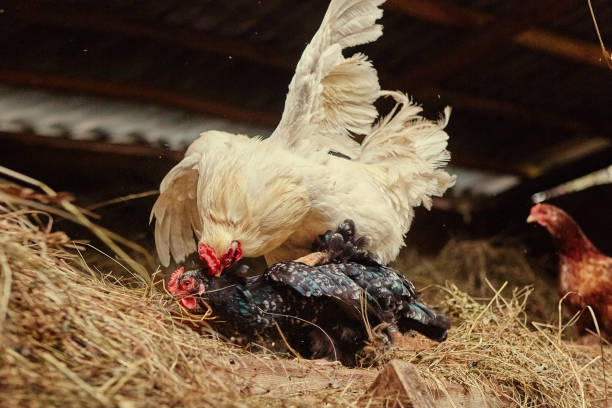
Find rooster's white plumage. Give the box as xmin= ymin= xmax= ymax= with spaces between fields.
xmin=151 ymin=0 xmax=456 ymax=273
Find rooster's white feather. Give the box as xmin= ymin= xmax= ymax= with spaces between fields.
xmin=152 ymin=0 xmax=456 ymax=267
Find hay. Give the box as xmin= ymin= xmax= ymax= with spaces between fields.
xmin=0 ymin=181 xmax=374 ymax=408
xmin=412 ymin=284 xmax=608 ymax=407
xmin=0 ymin=175 xmax=609 ymax=407
xmin=395 ymin=239 xmax=560 ymax=323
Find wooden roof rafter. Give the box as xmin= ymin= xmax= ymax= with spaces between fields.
xmin=386 ymin=0 xmax=609 ymax=69
xmin=2 ymin=66 xmax=609 ymax=148
xmin=6 ymin=0 xmax=295 ymax=71
xmin=3 ymin=0 xmax=610 ymax=179
xmin=8 ymin=0 xmax=609 ymax=75
xmin=0 ymin=69 xmax=279 ymax=128
xmin=396 ymin=0 xmax=582 ymax=86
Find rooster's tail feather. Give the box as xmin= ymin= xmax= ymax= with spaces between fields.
xmin=358 ymin=91 xmax=456 ymax=224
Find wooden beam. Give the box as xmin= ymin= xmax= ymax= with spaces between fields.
xmin=4 ymin=63 xmax=603 ymax=146
xmin=389 ymin=86 xmax=611 ymax=136
xmin=8 ymin=0 xmax=609 ymax=75
xmin=387 ymin=0 xmax=609 ymax=70
xmin=468 ymin=145 xmax=612 ymax=236
xmin=5 ymin=0 xmax=607 ymax=132
xmin=485 ymin=146 xmax=612 ymax=212
xmin=386 ymin=0 xmax=492 ymax=28
xmin=0 ymin=131 xmax=183 ymax=161
xmin=401 ymin=0 xmax=579 ymax=85
xmin=6 ymin=0 xmax=296 ymax=71
xmin=0 ymin=69 xmax=279 ymax=128
xmin=0 ymin=131 xmax=181 ymax=196
xmin=1 ymin=68 xmax=607 ymax=177
xmin=515 ymin=28 xmax=611 ymax=68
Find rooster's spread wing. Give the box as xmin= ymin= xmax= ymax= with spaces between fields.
xmin=151 ymin=131 xmax=248 ymax=266
xmin=150 ymin=153 xmax=202 ymax=267
xmin=268 ymin=0 xmax=385 ymax=157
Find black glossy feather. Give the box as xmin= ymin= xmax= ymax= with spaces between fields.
xmin=177 ymin=259 xmax=449 ymax=366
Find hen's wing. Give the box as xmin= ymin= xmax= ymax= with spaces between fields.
xmin=266 ymin=261 xmax=383 ymax=321
xmin=268 ymin=0 xmax=385 ymax=156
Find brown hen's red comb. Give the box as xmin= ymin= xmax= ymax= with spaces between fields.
xmin=531 ymin=203 xmax=542 ymax=213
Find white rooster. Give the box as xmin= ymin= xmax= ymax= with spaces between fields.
xmin=151 ymin=0 xmax=456 ymax=275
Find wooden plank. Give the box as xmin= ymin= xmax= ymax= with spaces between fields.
xmin=366 ymin=360 xmax=437 ymax=407
xmin=365 ymin=360 xmax=511 ymax=407
xmin=205 ymin=354 xmax=377 ymax=397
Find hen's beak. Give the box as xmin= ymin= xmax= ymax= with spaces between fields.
xmin=526 ymin=214 xmax=536 ymax=223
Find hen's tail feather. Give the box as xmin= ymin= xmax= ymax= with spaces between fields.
xmin=400 ymin=301 xmax=450 ymax=342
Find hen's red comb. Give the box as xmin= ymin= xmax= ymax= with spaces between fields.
xmin=199 ymin=242 xmax=222 ymax=276
xmin=167 ymin=267 xmax=184 ymax=294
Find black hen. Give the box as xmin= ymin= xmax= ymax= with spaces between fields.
xmin=169 ymin=262 xmax=385 ymax=365
xmin=168 ymin=221 xmax=449 ymax=365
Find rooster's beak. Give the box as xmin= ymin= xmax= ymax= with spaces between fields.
xmin=526 ymin=215 xmax=536 ymax=223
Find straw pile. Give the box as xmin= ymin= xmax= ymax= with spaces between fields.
xmin=395 ymin=239 xmax=560 ymax=324
xmin=0 ymin=173 xmax=609 ymax=407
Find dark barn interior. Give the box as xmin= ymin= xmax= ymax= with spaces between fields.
xmin=1 ymin=0 xmax=611 ymax=255
xmin=0 ymin=0 xmax=612 ymax=408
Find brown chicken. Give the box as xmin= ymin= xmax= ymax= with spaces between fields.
xmin=527 ymin=203 xmax=612 ymax=341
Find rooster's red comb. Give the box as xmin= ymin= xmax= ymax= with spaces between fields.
xmin=199 ymin=242 xmax=222 ymax=276
xmin=220 ymin=241 xmax=243 ymax=270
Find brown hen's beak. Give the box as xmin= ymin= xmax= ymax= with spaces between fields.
xmin=526 ymin=214 xmax=536 ymax=223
